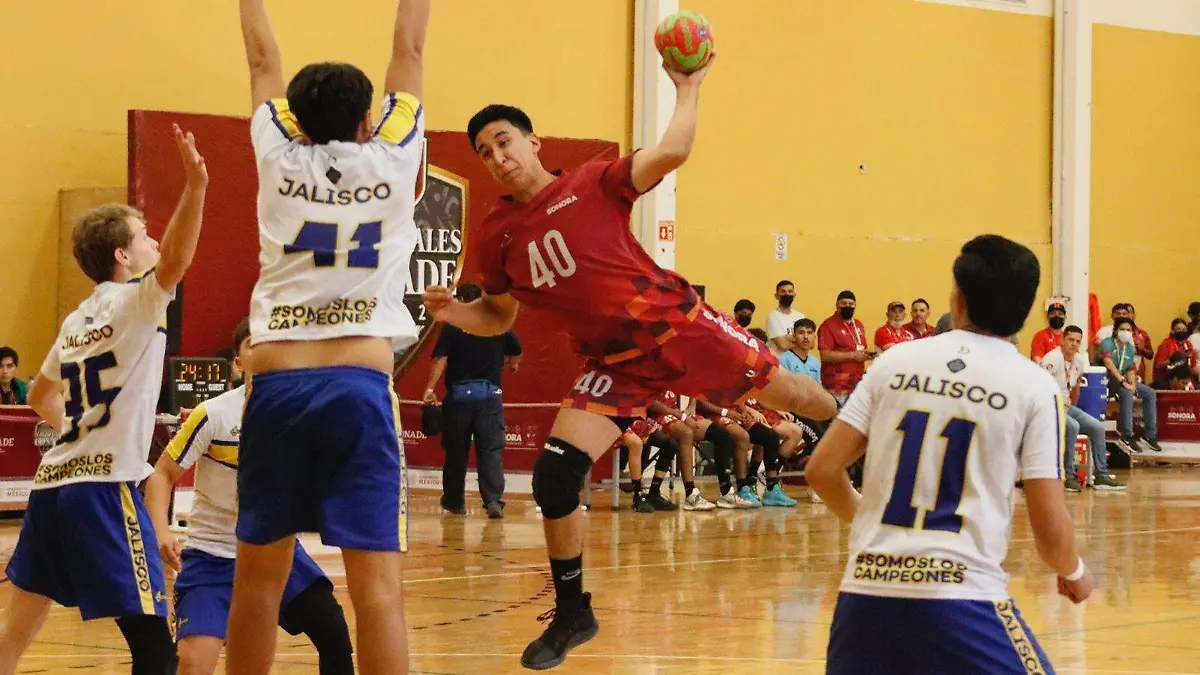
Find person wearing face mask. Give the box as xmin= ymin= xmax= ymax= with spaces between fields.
xmin=1098 ymin=316 xmax=1162 ymax=453
xmin=1030 ymin=302 xmax=1067 ymax=364
xmin=818 ymin=290 xmax=874 ymax=406
xmin=873 ymin=301 xmax=914 ymax=352
xmin=1153 ymin=318 xmax=1198 ymax=383
xmin=765 ymin=280 xmax=803 ymax=354
xmin=733 ymin=299 xmax=756 ymax=329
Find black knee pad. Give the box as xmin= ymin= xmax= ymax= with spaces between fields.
xmin=645 ymin=430 xmax=677 ymax=472
xmin=749 ymin=422 xmax=781 ymax=464
xmin=533 ymin=438 xmax=594 ymax=519
xmin=705 ymin=422 xmax=734 ymax=470
xmin=115 ymin=615 xmax=177 ymax=675
xmin=280 ymin=580 xmax=354 ymax=675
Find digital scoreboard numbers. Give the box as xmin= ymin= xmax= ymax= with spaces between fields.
xmin=168 ymin=357 xmax=230 ymax=413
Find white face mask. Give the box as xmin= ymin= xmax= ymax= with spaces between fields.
xmin=1117 ymin=330 xmax=1133 ymax=344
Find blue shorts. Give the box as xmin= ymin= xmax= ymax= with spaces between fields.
xmin=173 ymin=544 xmax=327 ymax=640
xmin=827 ymin=592 xmax=1055 ymax=675
xmin=237 ymin=366 xmax=409 ymax=552
xmin=5 ymin=482 xmax=168 ymax=621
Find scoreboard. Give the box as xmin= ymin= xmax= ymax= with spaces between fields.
xmin=167 ymin=357 xmax=229 ymax=413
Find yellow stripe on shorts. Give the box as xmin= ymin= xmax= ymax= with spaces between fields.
xmin=390 ymin=386 xmax=409 ymax=553
xmin=120 ymin=483 xmax=156 ymax=614
xmin=992 ymin=600 xmax=1048 ymax=675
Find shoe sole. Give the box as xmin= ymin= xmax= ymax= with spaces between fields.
xmin=521 ymin=620 xmax=600 ymax=670
xmin=1092 ymin=485 xmax=1128 ymax=491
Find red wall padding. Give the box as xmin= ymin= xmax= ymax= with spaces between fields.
xmin=128 ymin=109 xmax=619 ymax=473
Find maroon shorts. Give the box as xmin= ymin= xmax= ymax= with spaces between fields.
xmin=562 ymin=305 xmax=779 ymax=418
xmin=654 ymin=414 xmax=683 ymax=430
xmin=745 ymin=401 xmax=783 ymax=429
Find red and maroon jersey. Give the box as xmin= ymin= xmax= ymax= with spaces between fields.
xmin=475 ymin=155 xmax=701 ymax=365
xmin=902 ymin=322 xmax=934 ymax=340
xmin=874 ymin=324 xmax=913 ymax=351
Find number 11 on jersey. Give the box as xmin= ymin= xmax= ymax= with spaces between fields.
xmin=882 ymin=410 xmax=976 ymax=534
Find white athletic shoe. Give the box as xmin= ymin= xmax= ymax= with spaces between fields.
xmin=716 ymin=491 xmax=753 ymax=509
xmin=809 ymin=489 xmax=824 ymax=504
xmin=683 ymin=490 xmax=717 ymax=511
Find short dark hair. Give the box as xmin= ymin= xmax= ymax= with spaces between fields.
xmin=1113 ymin=317 xmax=1135 ymax=331
xmin=1171 ymin=317 xmax=1188 ymax=332
xmin=1063 ymin=325 xmax=1083 ymax=338
xmin=286 ymin=63 xmax=374 ymax=145
xmin=775 ymin=280 xmax=793 ymax=292
xmin=733 ymin=299 xmax=756 ymax=313
xmin=747 ymin=327 xmax=769 ymax=342
xmin=1188 ymin=301 xmax=1200 ymax=317
xmin=74 ymin=204 xmax=142 ymax=283
xmin=911 ymin=298 xmax=929 ymax=309
xmin=467 ymin=104 xmax=534 ymax=150
xmin=1111 ymin=303 xmax=1125 ymax=314
xmin=794 ymin=318 xmax=817 ymax=332
xmin=0 ymin=346 xmax=17 ymax=366
xmin=233 ymin=318 xmax=251 ymax=356
xmin=951 ymin=235 xmax=1040 ymax=337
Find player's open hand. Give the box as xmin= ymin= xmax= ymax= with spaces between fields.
xmin=423 ymin=285 xmax=457 ymax=322
xmin=665 ymin=52 xmax=715 ymax=89
xmin=159 ymin=533 xmax=183 ymax=575
xmin=173 ymin=123 xmax=209 ymax=190
xmin=1057 ymin=568 xmax=1094 ymax=604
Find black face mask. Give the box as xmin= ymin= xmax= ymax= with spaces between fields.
xmin=779 ymin=295 xmax=795 ymax=309
xmin=1049 ymin=316 xmax=1065 ymax=330
xmin=839 ymin=306 xmax=855 ymax=320
xmin=1175 ymin=330 xmax=1190 ymax=343
xmin=736 ymin=313 xmax=752 ymax=328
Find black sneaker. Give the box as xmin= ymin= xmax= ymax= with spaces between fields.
xmin=440 ymin=496 xmax=466 ymax=515
xmin=1064 ymin=476 xmax=1083 ymax=493
xmin=486 ymin=501 xmax=505 ymax=519
xmin=1119 ymin=436 xmax=1141 ymax=454
xmin=1143 ymin=437 xmax=1164 ymax=452
xmin=631 ymin=494 xmax=654 ymax=513
xmin=646 ymin=490 xmax=678 ymax=511
xmin=520 ymin=593 xmax=599 ymax=670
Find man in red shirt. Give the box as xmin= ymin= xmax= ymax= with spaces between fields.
xmin=424 ymin=57 xmax=836 ymax=671
xmin=818 ymin=290 xmax=874 ymax=405
xmin=1030 ymin=301 xmax=1066 ymax=364
xmin=874 ymin=301 xmax=914 ymax=352
xmin=902 ymin=298 xmax=934 ymax=339
xmin=1154 ymin=318 xmax=1197 ymax=382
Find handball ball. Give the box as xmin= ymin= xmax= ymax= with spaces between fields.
xmin=654 ymin=10 xmax=714 ymax=74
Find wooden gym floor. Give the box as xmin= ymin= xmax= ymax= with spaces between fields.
xmin=2 ymin=467 xmax=1200 ymax=674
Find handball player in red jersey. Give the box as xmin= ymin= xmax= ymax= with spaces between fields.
xmin=423 ymin=56 xmax=836 ymax=670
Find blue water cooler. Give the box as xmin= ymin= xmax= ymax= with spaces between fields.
xmin=1078 ymin=366 xmax=1108 ymax=421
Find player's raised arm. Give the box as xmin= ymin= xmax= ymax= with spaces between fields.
xmin=384 ymin=0 xmax=430 ymax=98
xmin=423 ymin=286 xmax=519 ymax=337
xmin=629 ymin=56 xmax=715 ymax=194
xmin=240 ymin=0 xmax=286 ymax=110
xmin=154 ymin=125 xmax=208 ymax=292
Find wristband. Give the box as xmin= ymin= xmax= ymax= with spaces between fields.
xmin=1064 ymin=557 xmax=1085 ymax=581
xmin=720 ymin=408 xmax=728 ymax=417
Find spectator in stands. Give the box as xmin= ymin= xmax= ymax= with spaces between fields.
xmin=1152 ymin=352 xmax=1196 ymax=391
xmin=902 ymin=298 xmax=934 ymax=339
xmin=423 ymin=283 xmax=522 ymax=519
xmin=1042 ymin=326 xmax=1124 ymax=491
xmin=1127 ymin=303 xmax=1154 ymax=381
xmin=1030 ymin=301 xmax=1067 ymax=364
xmin=765 ymin=280 xmax=802 ymax=353
xmin=1091 ymin=302 xmax=1130 ymax=362
xmin=1153 ymin=318 xmax=1197 ymax=382
xmin=732 ymin=299 xmax=755 ymax=328
xmin=1098 ymin=316 xmax=1162 ymax=453
xmin=1187 ymin=302 xmax=1200 ymax=352
xmin=874 ymin=301 xmax=914 ymax=352
xmin=0 ymin=347 xmax=26 ymax=405
xmin=818 ymin=290 xmax=873 ymax=405
xmin=779 ymin=318 xmax=821 ymax=383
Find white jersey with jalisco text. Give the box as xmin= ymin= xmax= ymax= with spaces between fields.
xmin=835 ymin=331 xmax=1065 ymax=601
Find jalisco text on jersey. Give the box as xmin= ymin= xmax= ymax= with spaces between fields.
xmin=278 ymin=179 xmax=392 ymax=205
xmin=888 ymin=373 xmax=1010 ymax=410
xmin=62 ymin=324 xmax=114 ymax=349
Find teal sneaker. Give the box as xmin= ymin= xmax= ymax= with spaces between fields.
xmin=736 ymin=485 xmax=762 ymax=508
xmin=762 ymin=484 xmax=797 ymax=507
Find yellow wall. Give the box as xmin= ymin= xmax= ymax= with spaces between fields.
xmin=1091 ymin=24 xmax=1200 ymax=344
xmin=0 ymin=0 xmax=632 ymax=376
xmin=678 ymin=0 xmax=1053 ymax=345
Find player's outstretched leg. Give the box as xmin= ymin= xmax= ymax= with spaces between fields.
xmin=342 ymin=549 xmax=406 ymax=675
xmin=756 ymin=370 xmax=838 ymax=423
xmin=522 ymin=408 xmax=621 ymax=670
xmin=0 ymin=587 xmax=51 ymax=675
xmin=225 ymin=538 xmax=295 ymax=675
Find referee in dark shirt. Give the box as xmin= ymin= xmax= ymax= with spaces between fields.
xmin=423 ymin=283 xmax=522 ymax=519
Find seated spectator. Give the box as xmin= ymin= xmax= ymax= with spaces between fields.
xmin=902 ymin=298 xmax=934 ymax=339
xmin=1091 ymin=302 xmax=1130 ymax=362
xmin=1030 ymin=301 xmax=1066 ymax=364
xmin=779 ymin=318 xmax=821 ymax=382
xmin=1152 ymin=352 xmax=1196 ymax=391
xmin=1042 ymin=326 xmax=1124 ymax=491
xmin=1153 ymin=318 xmax=1197 ymax=382
xmin=0 ymin=347 xmax=27 ymax=405
xmin=1128 ymin=303 xmax=1154 ymax=381
xmin=874 ymin=301 xmax=914 ymax=352
xmin=818 ymin=290 xmax=873 ymax=405
xmin=732 ymin=299 xmax=755 ymax=328
xmin=1098 ymin=316 xmax=1162 ymax=453
xmin=764 ymin=280 xmax=802 ymax=353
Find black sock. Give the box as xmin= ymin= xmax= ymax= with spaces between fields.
xmin=631 ymin=480 xmax=643 ymax=494
xmin=738 ymin=476 xmax=753 ymax=490
xmin=650 ymin=475 xmax=664 ymax=493
xmin=550 ymin=556 xmax=584 ymax=611
xmin=767 ymin=475 xmax=779 ymax=489
xmin=748 ymin=459 xmax=763 ymax=479
xmin=684 ymin=481 xmax=696 ymax=496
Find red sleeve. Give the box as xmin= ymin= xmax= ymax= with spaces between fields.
xmin=873 ymin=326 xmax=891 ymax=350
xmin=474 ymin=213 xmax=511 ymax=296
xmin=599 ymin=152 xmax=660 ymax=205
xmin=1030 ymin=332 xmax=1050 ymax=359
xmin=817 ymin=320 xmax=837 ymax=351
xmin=1154 ymin=339 xmax=1172 ymax=367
